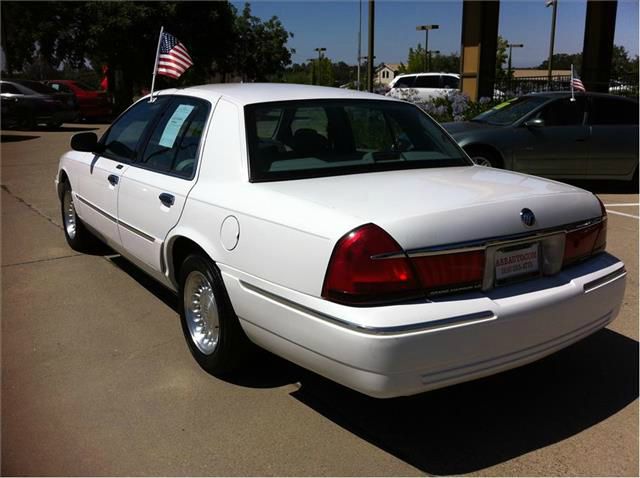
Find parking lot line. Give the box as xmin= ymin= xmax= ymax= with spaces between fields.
xmin=606 ymin=209 xmax=640 ymax=219
xmin=603 ymin=203 xmax=639 ymax=207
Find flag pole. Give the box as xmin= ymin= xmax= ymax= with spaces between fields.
xmin=149 ymin=26 xmax=164 ymax=102
xmin=570 ymin=63 xmax=576 ymax=102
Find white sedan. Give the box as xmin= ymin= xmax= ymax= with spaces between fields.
xmin=56 ymin=84 xmax=626 ymax=398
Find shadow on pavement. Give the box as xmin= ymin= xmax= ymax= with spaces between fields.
xmin=107 ymin=254 xmax=178 ymax=313
xmin=289 ymin=328 xmax=638 ymax=475
xmin=0 ymin=134 xmax=40 ymax=143
xmin=103 ymin=253 xmax=638 ymax=474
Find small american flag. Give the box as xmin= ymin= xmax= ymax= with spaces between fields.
xmin=571 ymin=72 xmax=586 ymax=92
xmin=156 ymin=32 xmax=193 ymax=79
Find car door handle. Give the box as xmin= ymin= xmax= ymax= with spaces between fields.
xmin=159 ymin=193 xmax=175 ymax=207
xmin=107 ymin=174 xmax=119 ymax=186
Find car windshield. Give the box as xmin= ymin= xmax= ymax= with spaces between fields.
xmin=245 ymin=99 xmax=471 ymax=181
xmin=14 ymin=80 xmax=57 ymax=95
xmin=473 ymin=96 xmax=549 ymax=125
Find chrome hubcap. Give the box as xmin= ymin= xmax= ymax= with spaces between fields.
xmin=473 ymin=156 xmax=493 ymax=167
xmin=184 ymin=271 xmax=219 ymax=355
xmin=63 ymin=189 xmax=77 ymax=239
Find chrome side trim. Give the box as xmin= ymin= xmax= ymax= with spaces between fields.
xmin=118 ymin=219 xmax=156 ymax=242
xmin=583 ymin=266 xmax=626 ymax=293
xmin=239 ymin=280 xmax=495 ymax=335
xmin=373 ymin=216 xmax=603 ymax=260
xmin=76 ymin=194 xmax=156 ymax=243
xmin=76 ymin=194 xmax=117 ymax=223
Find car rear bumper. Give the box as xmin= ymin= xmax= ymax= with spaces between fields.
xmin=221 ymin=253 xmax=626 ymax=398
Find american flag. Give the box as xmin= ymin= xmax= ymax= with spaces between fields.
xmin=156 ymin=32 xmax=193 ymax=79
xmin=571 ymin=72 xmax=586 ymax=92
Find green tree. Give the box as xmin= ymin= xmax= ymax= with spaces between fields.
xmin=495 ymin=35 xmax=509 ymax=81
xmin=538 ymin=52 xmax=582 ymax=71
xmin=399 ymin=43 xmax=427 ymax=73
xmin=232 ymin=3 xmax=293 ymax=82
xmin=1 ymin=1 xmax=293 ymax=110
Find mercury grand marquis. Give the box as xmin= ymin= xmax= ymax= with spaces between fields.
xmin=55 ymin=84 xmax=626 ymax=398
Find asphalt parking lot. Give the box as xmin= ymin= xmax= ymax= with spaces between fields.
xmin=1 ymin=125 xmax=638 ymax=476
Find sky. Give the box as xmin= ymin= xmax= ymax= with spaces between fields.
xmin=235 ymin=0 xmax=639 ymax=68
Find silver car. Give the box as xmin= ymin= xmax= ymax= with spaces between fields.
xmin=443 ymin=92 xmax=638 ymax=183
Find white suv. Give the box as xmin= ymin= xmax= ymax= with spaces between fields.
xmin=386 ymin=72 xmax=460 ymax=101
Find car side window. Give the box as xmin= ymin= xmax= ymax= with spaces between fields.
xmin=0 ymin=83 xmax=21 ymax=94
xmin=100 ymin=97 xmax=169 ymax=162
xmin=138 ymin=97 xmax=211 ymax=179
xmin=538 ymin=97 xmax=586 ymax=126
xmin=590 ymin=97 xmax=638 ymax=126
xmin=441 ymin=75 xmax=459 ymax=89
xmin=393 ymin=76 xmax=415 ymax=88
xmin=414 ymin=75 xmax=440 ymax=88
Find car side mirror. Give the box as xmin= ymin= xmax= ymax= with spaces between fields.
xmin=70 ymin=132 xmax=99 ymax=152
xmin=524 ymin=118 xmax=545 ymax=128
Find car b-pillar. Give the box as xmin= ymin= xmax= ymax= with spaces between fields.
xmin=459 ymin=0 xmax=500 ymax=102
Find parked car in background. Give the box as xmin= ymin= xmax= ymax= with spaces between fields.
xmin=0 ymin=79 xmax=79 ymax=128
xmin=386 ymin=72 xmax=460 ymax=100
xmin=44 ymin=79 xmax=112 ymax=120
xmin=56 ymin=84 xmax=625 ymax=398
xmin=443 ymin=92 xmax=639 ymax=183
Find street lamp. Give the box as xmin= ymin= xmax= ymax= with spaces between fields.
xmin=315 ymin=47 xmax=326 ymax=85
xmin=546 ymin=0 xmax=558 ymax=89
xmin=416 ymin=24 xmax=439 ymax=71
xmin=507 ymin=43 xmax=524 ymax=79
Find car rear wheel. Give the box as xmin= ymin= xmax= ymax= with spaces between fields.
xmin=178 ymin=254 xmax=253 ymax=376
xmin=465 ymin=146 xmax=502 ymax=168
xmin=60 ymin=181 xmax=100 ymax=251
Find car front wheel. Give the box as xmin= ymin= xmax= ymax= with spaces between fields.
xmin=178 ymin=254 xmax=253 ymax=376
xmin=465 ymin=146 xmax=502 ymax=168
xmin=60 ymin=181 xmax=99 ymax=251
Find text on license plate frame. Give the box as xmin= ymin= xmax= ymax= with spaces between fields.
xmin=494 ymin=242 xmax=541 ymax=284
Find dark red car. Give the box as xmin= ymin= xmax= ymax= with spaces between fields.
xmin=44 ymin=80 xmax=112 ymax=120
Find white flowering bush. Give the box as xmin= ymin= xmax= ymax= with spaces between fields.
xmin=400 ymin=90 xmax=497 ymax=123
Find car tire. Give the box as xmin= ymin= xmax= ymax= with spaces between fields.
xmin=465 ymin=146 xmax=502 ymax=168
xmin=178 ymin=253 xmax=253 ymax=376
xmin=47 ymin=121 xmax=63 ymax=129
xmin=60 ymin=181 xmax=100 ymax=252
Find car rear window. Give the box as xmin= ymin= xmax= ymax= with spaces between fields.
xmin=245 ymin=99 xmax=471 ymax=182
xmin=473 ymin=96 xmax=549 ymax=125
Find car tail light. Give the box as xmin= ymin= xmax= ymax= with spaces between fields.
xmin=411 ymin=250 xmax=485 ymax=294
xmin=322 ymin=224 xmax=421 ymax=305
xmin=563 ymin=197 xmax=607 ymax=265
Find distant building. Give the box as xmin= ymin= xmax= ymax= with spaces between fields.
xmin=376 ymin=63 xmax=402 ymax=85
xmin=511 ymin=69 xmax=571 ymax=78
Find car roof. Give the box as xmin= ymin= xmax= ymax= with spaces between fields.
xmin=527 ymin=91 xmax=637 ymax=101
xmin=156 ymin=83 xmax=397 ymax=106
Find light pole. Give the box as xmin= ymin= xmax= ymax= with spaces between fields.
xmin=357 ymin=0 xmax=362 ymax=90
xmin=367 ymin=0 xmax=375 ymax=92
xmin=546 ymin=0 xmax=558 ymax=89
xmin=315 ymin=47 xmax=326 ymax=85
xmin=416 ymin=24 xmax=439 ymax=72
xmin=507 ymin=43 xmax=523 ymax=79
